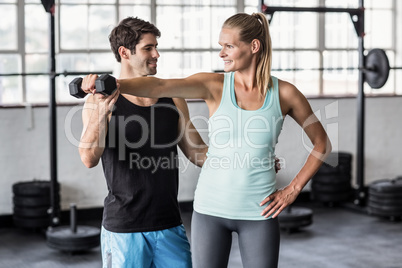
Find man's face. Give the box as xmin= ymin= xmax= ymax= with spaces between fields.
xmin=129 ymin=33 xmax=160 ymax=76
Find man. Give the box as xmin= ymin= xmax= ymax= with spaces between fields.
xmin=78 ymin=17 xmax=206 ymax=268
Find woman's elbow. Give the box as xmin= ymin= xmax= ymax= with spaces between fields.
xmin=320 ymin=135 xmax=332 ymax=160
xmin=326 ymin=137 xmax=332 ymax=154
xmin=311 ymin=135 xmax=332 ymax=162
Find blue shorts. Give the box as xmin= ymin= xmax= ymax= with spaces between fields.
xmin=101 ymin=225 xmax=192 ymax=268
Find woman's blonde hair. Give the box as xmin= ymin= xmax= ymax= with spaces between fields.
xmin=222 ymin=12 xmax=272 ymax=96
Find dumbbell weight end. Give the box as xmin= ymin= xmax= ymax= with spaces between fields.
xmin=69 ymin=77 xmax=88 ymax=99
xmin=95 ymin=74 xmax=117 ymax=96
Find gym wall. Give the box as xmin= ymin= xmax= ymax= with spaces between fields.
xmin=1 ymin=96 xmax=402 ymax=215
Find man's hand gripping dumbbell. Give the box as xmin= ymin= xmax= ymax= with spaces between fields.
xmin=69 ymin=74 xmax=118 ymax=98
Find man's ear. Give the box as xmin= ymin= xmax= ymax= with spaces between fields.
xmin=119 ymin=46 xmax=130 ymax=59
xmin=251 ymin=39 xmax=261 ymax=54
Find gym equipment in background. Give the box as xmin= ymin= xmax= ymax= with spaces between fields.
xmin=46 ymin=204 xmax=100 ymax=252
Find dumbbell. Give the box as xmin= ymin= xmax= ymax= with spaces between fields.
xmin=69 ymin=74 xmax=117 ymax=98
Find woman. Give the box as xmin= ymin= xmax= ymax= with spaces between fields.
xmin=94 ymin=12 xmax=330 ymax=268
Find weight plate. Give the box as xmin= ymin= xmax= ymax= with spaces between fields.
xmin=367 ymin=206 xmax=402 ymax=217
xmin=47 ymin=234 xmax=100 ymax=244
xmin=278 ymin=207 xmax=313 ymax=232
xmin=13 ymin=205 xmax=49 ymax=218
xmin=365 ymin=48 xmax=390 ymax=89
xmin=46 ymin=225 xmax=100 ymax=240
xmin=369 ymin=179 xmax=402 ymax=193
xmin=368 ymin=194 xmax=402 ymax=205
xmin=312 ymin=181 xmax=352 ymax=192
xmin=279 ymin=219 xmax=313 ymax=230
xmin=322 ymin=152 xmax=352 ymax=167
xmin=317 ymin=164 xmax=352 ymax=176
xmin=311 ymin=190 xmax=353 ymax=202
xmin=368 ymin=190 xmax=402 ymax=200
xmin=368 ymin=202 xmax=402 ymax=212
xmin=368 ymin=199 xmax=402 ymax=208
xmin=316 ymin=163 xmax=341 ymax=175
xmin=46 ymin=225 xmax=100 ymax=252
xmin=12 ymin=180 xmax=55 ymax=196
xmin=13 ymin=195 xmax=51 ymax=207
xmin=46 ymin=240 xmax=100 ymax=251
xmin=278 ymin=207 xmax=313 ymax=221
xmin=13 ymin=215 xmax=50 ymax=228
xmin=312 ymin=174 xmax=351 ymax=184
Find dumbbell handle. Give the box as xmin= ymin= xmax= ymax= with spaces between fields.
xmin=69 ymin=74 xmax=117 ymax=99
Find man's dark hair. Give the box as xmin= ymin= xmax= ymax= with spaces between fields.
xmin=109 ymin=17 xmax=161 ymax=62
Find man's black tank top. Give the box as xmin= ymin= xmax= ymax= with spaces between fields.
xmin=101 ymin=95 xmax=181 ymax=233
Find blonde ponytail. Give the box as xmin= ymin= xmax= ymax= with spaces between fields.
xmin=223 ymin=12 xmax=273 ymax=96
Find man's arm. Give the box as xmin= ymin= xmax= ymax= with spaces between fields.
xmin=173 ymin=98 xmax=208 ymax=167
xmin=78 ymin=89 xmax=119 ymax=168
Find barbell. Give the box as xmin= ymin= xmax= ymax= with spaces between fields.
xmin=0 ymin=71 xmax=112 ymax=77
xmin=272 ymin=48 xmax=400 ymax=89
xmin=2 ymin=50 xmax=397 ymax=91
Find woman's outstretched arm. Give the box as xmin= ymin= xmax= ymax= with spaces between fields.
xmin=117 ymin=72 xmax=219 ymax=101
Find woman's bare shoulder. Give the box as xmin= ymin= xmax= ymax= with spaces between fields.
xmin=277 ymin=78 xmax=310 ymax=116
xmin=189 ymin=72 xmax=224 ymax=84
xmin=278 ymin=79 xmax=299 ymax=95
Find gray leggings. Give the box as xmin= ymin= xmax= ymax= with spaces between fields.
xmin=191 ymin=211 xmax=280 ymax=268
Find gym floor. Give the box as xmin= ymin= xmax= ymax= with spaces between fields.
xmin=1 ymin=202 xmax=401 ymax=268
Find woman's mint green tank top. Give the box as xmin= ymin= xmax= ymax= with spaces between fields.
xmin=194 ymin=72 xmax=284 ymax=220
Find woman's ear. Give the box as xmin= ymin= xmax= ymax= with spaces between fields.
xmin=251 ymin=39 xmax=261 ymax=54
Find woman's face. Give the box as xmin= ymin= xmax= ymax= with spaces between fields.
xmin=218 ymin=27 xmax=254 ymax=72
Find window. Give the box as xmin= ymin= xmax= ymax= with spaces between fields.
xmin=0 ymin=0 xmax=400 ymax=105
xmin=265 ymin=0 xmax=398 ymax=96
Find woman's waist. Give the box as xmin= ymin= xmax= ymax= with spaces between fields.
xmin=194 ymin=179 xmax=277 ymax=220
xmin=198 ymin=166 xmax=276 ymax=190
xmin=203 ymin=151 xmax=276 ymax=170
